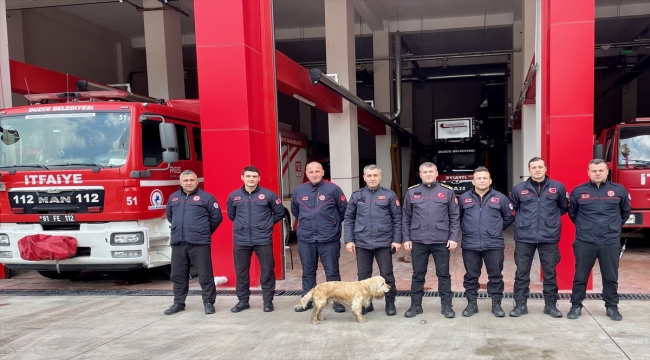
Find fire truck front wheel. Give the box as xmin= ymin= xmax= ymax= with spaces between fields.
xmin=37 ymin=270 xmax=82 ymax=280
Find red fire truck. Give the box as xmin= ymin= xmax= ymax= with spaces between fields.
xmin=0 ymin=86 xmax=307 ymax=279
xmin=596 ymin=118 xmax=650 ymax=233
xmin=0 ymin=88 xmax=204 ymax=279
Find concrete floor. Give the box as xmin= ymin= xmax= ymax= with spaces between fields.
xmin=2 ymin=229 xmax=649 ymax=295
xmin=0 ymin=296 xmax=648 ymax=360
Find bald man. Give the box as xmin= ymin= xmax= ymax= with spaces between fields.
xmin=291 ymin=162 xmax=348 ymax=313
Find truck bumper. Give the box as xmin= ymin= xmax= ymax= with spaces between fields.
xmin=0 ymin=220 xmax=171 ymax=270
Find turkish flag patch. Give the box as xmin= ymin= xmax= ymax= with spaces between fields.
xmin=395 ymin=199 xmax=400 ymax=206
xmin=378 ymin=195 xmax=386 ymax=200
xmin=340 ymin=195 xmax=346 ymax=202
xmin=464 ymin=198 xmax=473 ymax=203
xmin=437 ymin=192 xmax=445 ymax=198
xmin=275 ymin=198 xmax=282 ymax=205
xmin=491 ymin=197 xmax=499 ymax=204
xmin=581 ymin=194 xmax=590 ymax=199
xmin=234 ymin=196 xmax=241 ymax=201
xmin=549 ymin=188 xmax=556 ymax=193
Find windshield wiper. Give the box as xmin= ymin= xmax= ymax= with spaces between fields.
xmin=54 ymin=163 xmax=105 ymax=169
xmin=0 ymin=164 xmax=49 ymax=170
xmin=626 ymin=159 xmax=650 ymax=164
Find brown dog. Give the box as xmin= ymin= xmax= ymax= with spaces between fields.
xmin=295 ymin=276 xmax=391 ymax=324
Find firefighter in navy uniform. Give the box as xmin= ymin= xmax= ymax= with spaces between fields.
xmin=226 ymin=166 xmax=285 ymax=314
xmin=459 ymin=167 xmax=515 ymax=318
xmin=164 ymin=170 xmax=223 ymax=316
xmin=291 ymin=161 xmax=348 ymax=313
xmin=568 ymin=159 xmax=631 ymax=321
xmin=344 ymin=165 xmax=402 ymax=316
xmin=508 ymin=157 xmax=568 ymax=318
xmin=402 ymin=162 xmax=460 ymax=319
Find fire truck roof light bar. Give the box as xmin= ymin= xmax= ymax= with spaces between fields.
xmin=76 ymin=80 xmax=165 ymax=104
xmin=309 ymin=68 xmax=418 ymax=142
xmin=25 ymin=90 xmax=131 ymax=103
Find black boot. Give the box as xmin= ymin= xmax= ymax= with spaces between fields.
xmin=462 ymin=297 xmax=478 ymax=317
xmin=509 ymin=296 xmax=528 ymax=317
xmin=385 ymin=298 xmax=396 ymax=316
xmin=567 ymin=305 xmax=582 ymax=319
xmin=362 ymin=301 xmax=374 ymax=315
xmin=491 ymin=295 xmax=505 ymax=317
xmin=332 ymin=302 xmax=345 ymax=313
xmin=441 ymin=303 xmax=455 ymax=319
xmin=404 ymin=304 xmax=423 ymax=318
xmin=543 ymin=297 xmax=563 ymax=318
xmin=606 ymin=306 xmax=623 ymax=321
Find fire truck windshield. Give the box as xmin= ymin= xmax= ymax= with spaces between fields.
xmin=0 ymin=112 xmax=130 ymax=169
xmin=618 ymin=126 xmax=650 ymax=166
xmin=437 ymin=151 xmax=482 ymax=172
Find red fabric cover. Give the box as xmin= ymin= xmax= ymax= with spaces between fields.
xmin=18 ymin=235 xmax=77 ymax=261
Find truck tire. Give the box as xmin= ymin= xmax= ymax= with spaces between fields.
xmin=37 ymin=270 xmax=82 ymax=280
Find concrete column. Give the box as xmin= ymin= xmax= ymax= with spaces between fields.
xmin=143 ymin=0 xmax=185 ymax=99
xmin=325 ymin=0 xmax=359 ymax=196
xmin=400 ymin=82 xmax=413 ymax=195
xmin=373 ymin=30 xmax=392 ymax=187
xmin=541 ymin=0 xmax=595 ymax=290
xmin=521 ymin=0 xmax=538 ymax=170
xmin=511 ymin=19 xmax=523 ymax=188
xmin=194 ymin=0 xmax=281 ymax=284
xmin=0 ymin=0 xmax=11 ymax=108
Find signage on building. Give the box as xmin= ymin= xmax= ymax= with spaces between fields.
xmin=434 ymin=118 xmax=473 ymax=139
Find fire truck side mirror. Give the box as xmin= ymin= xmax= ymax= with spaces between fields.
xmin=593 ymin=144 xmax=604 ymax=160
xmin=162 ymin=150 xmax=178 ymax=164
xmin=159 ymin=122 xmax=178 ymax=150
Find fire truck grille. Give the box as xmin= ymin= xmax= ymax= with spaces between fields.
xmin=8 ymin=189 xmax=105 ymax=214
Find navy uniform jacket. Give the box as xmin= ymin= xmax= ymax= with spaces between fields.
xmin=344 ymin=186 xmax=402 ymax=249
xmin=226 ymin=185 xmax=285 ymax=246
xmin=568 ymin=180 xmax=631 ymax=245
xmin=291 ymin=180 xmax=347 ymax=242
xmin=509 ymin=177 xmax=569 ymax=243
xmin=459 ymin=189 xmax=515 ymax=251
xmin=402 ymin=182 xmax=460 ymax=244
xmin=166 ymin=188 xmax=223 ymax=245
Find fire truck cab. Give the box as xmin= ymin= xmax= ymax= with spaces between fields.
xmin=597 ymin=117 xmax=650 ymax=231
xmin=0 ymin=90 xmax=202 ymax=278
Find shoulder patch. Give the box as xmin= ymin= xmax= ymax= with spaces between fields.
xmin=408 ymin=184 xmax=420 ymax=190
xmin=439 ymin=183 xmax=454 ymax=191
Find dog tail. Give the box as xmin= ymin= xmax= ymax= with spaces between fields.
xmin=300 ymin=288 xmax=315 ymax=308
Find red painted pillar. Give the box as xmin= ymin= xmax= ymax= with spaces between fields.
xmin=194 ymin=0 xmax=281 ymax=286
xmin=0 ymin=265 xmax=5 ymax=279
xmin=541 ymin=0 xmax=595 ymax=290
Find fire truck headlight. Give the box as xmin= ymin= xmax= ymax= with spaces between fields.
xmin=110 ymin=232 xmax=144 ymax=245
xmin=111 ymin=250 xmax=142 ymax=258
xmin=0 ymin=251 xmax=12 ymax=258
xmin=0 ymin=234 xmax=9 ymax=246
